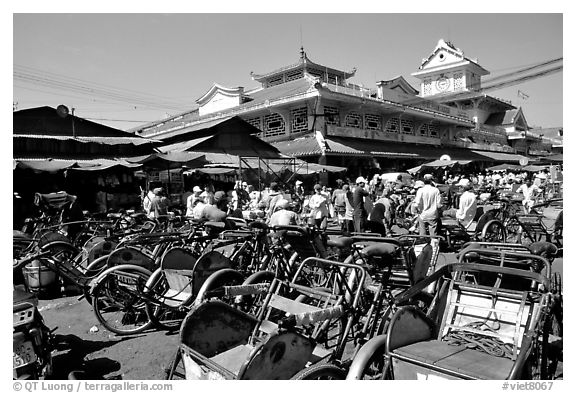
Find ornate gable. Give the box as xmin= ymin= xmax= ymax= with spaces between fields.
xmin=196 ymin=83 xmax=245 ymax=117
xmin=419 ymin=39 xmax=466 ymax=70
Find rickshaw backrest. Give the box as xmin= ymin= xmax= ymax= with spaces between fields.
xmin=107 ymin=246 xmax=155 ymax=271
xmin=179 ymin=300 xmax=256 ymax=357
xmin=239 ymin=331 xmax=314 ymax=380
xmin=410 ymin=243 xmax=433 ymax=284
xmin=281 ymin=229 xmax=326 ymax=259
xmin=190 ymin=249 xmax=233 ymax=294
xmin=161 ymin=247 xmax=197 ymax=270
xmin=438 ymin=278 xmax=540 ymax=356
xmin=473 ymin=209 xmax=497 ymax=235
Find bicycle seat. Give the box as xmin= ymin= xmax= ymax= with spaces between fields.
xmin=528 ymin=241 xmax=558 ymax=259
xmin=326 ymin=237 xmax=353 ymax=249
xmin=360 ymin=242 xmax=399 ymax=258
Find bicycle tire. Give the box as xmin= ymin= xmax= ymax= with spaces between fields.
xmin=92 ymin=267 xmax=153 ymax=335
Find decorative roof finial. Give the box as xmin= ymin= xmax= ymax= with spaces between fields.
xmin=300 ymin=46 xmax=306 ymax=59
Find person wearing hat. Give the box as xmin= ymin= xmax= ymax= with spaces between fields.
xmin=352 ymin=176 xmax=369 ymax=233
xmin=268 ymin=198 xmax=300 ymax=227
xmin=308 ymin=183 xmax=329 ymax=230
xmin=331 ymin=180 xmax=348 ymax=228
xmin=149 ymin=187 xmax=170 ymax=220
xmin=413 ymin=174 xmax=442 ymax=236
xmin=186 ymin=185 xmax=203 ymax=217
xmin=265 ymin=182 xmax=283 ymax=219
xmin=455 ymin=179 xmax=477 ymax=229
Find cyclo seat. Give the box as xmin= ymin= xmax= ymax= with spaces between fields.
xmin=327 ymin=236 xmax=354 ymax=249
xmin=249 ymin=221 xmax=268 ymax=231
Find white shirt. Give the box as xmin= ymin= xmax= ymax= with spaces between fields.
xmin=456 ymin=191 xmax=477 ymax=228
xmin=414 ymin=184 xmax=442 ymax=221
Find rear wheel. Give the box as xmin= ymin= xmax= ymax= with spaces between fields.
xmin=504 ymin=217 xmax=522 ymax=243
xmin=481 ymin=220 xmax=506 ymax=243
xmin=92 ymin=268 xmax=152 ymax=335
xmin=291 ymin=364 xmax=346 ymax=380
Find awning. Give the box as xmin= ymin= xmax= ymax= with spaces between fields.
xmin=408 ymin=159 xmax=472 ymax=174
xmin=13 ymin=158 xmax=142 ymax=172
xmin=471 ymin=150 xmax=528 ymax=163
xmin=487 ymin=163 xmax=522 ymax=172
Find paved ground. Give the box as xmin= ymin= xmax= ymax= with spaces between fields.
xmin=31 ymin=251 xmax=563 ymax=380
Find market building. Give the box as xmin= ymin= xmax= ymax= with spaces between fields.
xmin=132 ymin=40 xmax=560 ymax=178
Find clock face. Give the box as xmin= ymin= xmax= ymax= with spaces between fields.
xmin=436 ymin=77 xmax=450 ymax=92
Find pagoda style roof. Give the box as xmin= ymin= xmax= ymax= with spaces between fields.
xmin=250 ymin=47 xmax=356 ymax=83
xmin=434 ymin=92 xmax=516 ymax=111
xmin=377 ymin=76 xmax=419 ymax=95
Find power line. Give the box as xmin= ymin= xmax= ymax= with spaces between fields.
xmin=14 ymin=66 xmax=192 ymax=112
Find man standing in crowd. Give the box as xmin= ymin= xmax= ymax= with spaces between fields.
xmin=268 ymin=199 xmax=300 ymax=227
xmin=414 ymin=174 xmax=442 ymax=236
xmin=517 ymin=177 xmax=541 ymax=214
xmin=331 ymin=180 xmax=348 ymax=227
xmin=455 ymin=179 xmax=477 ymax=229
xmin=186 ymin=186 xmax=202 ymax=217
xmin=352 ymin=177 xmax=369 ymax=233
xmin=308 ymin=183 xmax=329 ymax=230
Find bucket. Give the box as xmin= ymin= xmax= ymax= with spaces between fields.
xmin=23 ymin=264 xmax=58 ymax=293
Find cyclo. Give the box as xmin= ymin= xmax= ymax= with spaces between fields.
xmin=88 ymin=221 xmax=258 ymax=335
xmin=164 ymin=231 xmax=443 ymax=380
xmin=346 ymin=247 xmax=561 ymax=380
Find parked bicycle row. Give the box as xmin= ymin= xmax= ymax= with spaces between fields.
xmin=13 ymin=180 xmax=562 ymax=380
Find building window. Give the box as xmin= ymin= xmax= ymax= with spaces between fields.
xmin=307 ymin=67 xmax=325 ymax=80
xmin=418 ymin=124 xmax=429 ymax=136
xmin=423 ymin=79 xmax=432 ymax=95
xmin=324 ymin=106 xmax=340 ymax=126
xmin=286 ymin=70 xmax=303 ymax=82
xmin=385 ymin=117 xmax=399 ymax=133
xmin=401 ymin=119 xmax=414 ymax=135
xmin=267 ymin=75 xmax=283 ymax=87
xmin=246 ymin=116 xmax=263 ymax=137
xmin=345 ymin=112 xmax=362 ymax=128
xmin=429 ymin=123 xmax=439 ymax=137
xmin=291 ymin=106 xmax=308 ymax=134
xmin=364 ymin=113 xmax=381 ymax=131
xmin=264 ymin=113 xmax=286 ymax=137
xmin=454 ymin=72 xmax=464 ymax=90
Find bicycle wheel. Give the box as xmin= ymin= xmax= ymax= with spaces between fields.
xmin=144 ymin=273 xmax=187 ymax=331
xmin=291 ymin=364 xmax=346 ymax=380
xmin=504 ymin=217 xmax=522 ymax=243
xmin=92 ymin=267 xmax=153 ymax=335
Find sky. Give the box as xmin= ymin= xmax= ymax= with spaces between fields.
xmin=12 ymin=12 xmax=564 ymax=131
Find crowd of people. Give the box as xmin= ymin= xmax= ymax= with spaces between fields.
xmin=139 ymin=166 xmax=561 ymax=238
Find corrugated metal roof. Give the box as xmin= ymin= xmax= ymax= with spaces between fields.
xmin=272 ymin=135 xmax=323 ymax=157
xmin=471 ymin=150 xmax=527 ymax=162
xmin=13 ymin=134 xmax=157 ymax=146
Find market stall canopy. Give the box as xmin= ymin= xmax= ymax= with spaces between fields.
xmin=536 ymin=154 xmax=563 ymax=164
xmin=125 ymin=151 xmax=206 ymax=170
xmin=487 ymin=163 xmax=522 ymax=172
xmin=522 ymin=165 xmax=549 ymax=172
xmin=153 ymin=116 xmax=282 ymax=159
xmin=13 ymin=158 xmax=142 ymax=173
xmin=13 ymin=106 xmax=158 ymax=160
xmin=408 ymin=159 xmax=472 ymax=174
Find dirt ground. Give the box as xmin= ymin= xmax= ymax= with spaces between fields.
xmin=31 ymin=252 xmax=563 ymax=380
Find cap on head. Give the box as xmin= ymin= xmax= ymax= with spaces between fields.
xmin=193 ymin=186 xmax=202 ymax=193
xmin=153 ymin=187 xmax=163 ymax=195
xmin=314 ymin=184 xmax=322 ymax=191
xmin=457 ymin=178 xmax=471 ymax=188
xmin=423 ymin=174 xmax=434 ymax=181
xmin=295 ymin=180 xmax=303 ymax=185
xmin=414 ymin=180 xmax=425 ymax=189
xmin=276 ymin=199 xmax=289 ymax=209
xmin=356 ymin=176 xmax=367 ymax=184
xmin=214 ymin=191 xmax=226 ymax=201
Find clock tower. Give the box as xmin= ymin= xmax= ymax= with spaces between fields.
xmin=412 ymin=39 xmax=490 ymax=98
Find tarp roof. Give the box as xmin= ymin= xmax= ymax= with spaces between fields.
xmin=13 ymin=158 xmax=142 ymax=172
xmin=13 ymin=106 xmax=158 ymax=159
